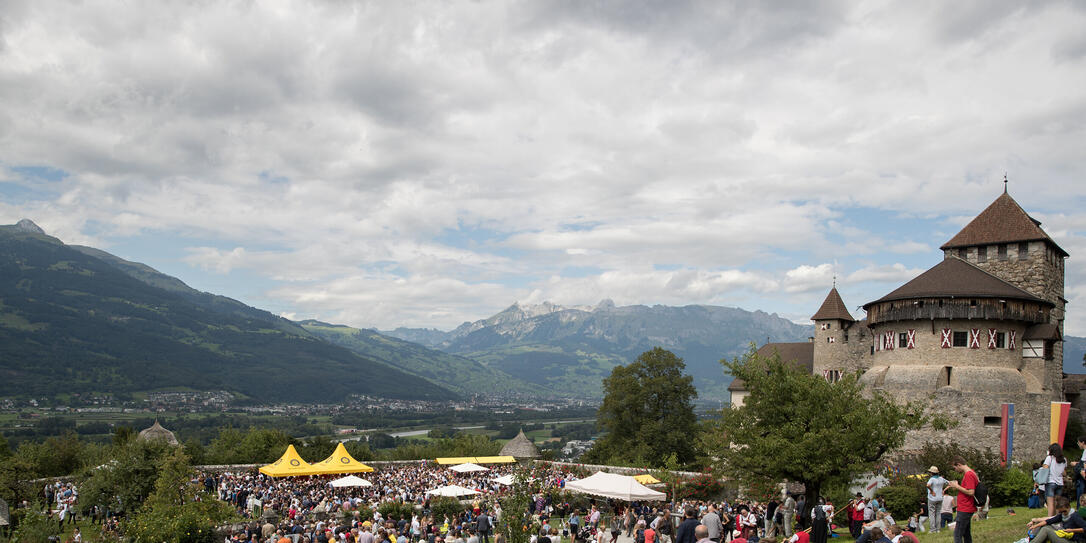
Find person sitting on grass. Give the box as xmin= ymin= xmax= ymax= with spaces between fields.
xmin=1027 ymin=496 xmax=1086 ymax=543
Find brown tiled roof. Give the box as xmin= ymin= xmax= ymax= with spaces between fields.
xmin=941 ymin=192 xmax=1068 ymax=256
xmin=811 ymin=287 xmax=855 ymax=322
xmin=865 ymin=257 xmax=1050 ymax=307
xmin=1024 ymin=323 xmax=1062 ymax=340
xmin=729 ymin=342 xmax=815 ymax=392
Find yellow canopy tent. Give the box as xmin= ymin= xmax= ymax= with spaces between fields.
xmin=633 ymin=474 xmax=661 ymax=485
xmin=435 ymin=456 xmax=515 ymax=465
xmin=475 ymin=456 xmax=516 ymax=464
xmin=259 ymin=445 xmax=318 ymax=477
xmin=311 ymin=443 xmax=375 ymax=475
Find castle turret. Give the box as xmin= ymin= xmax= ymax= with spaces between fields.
xmin=939 ymin=191 xmax=1067 ymax=396
xmin=812 ymin=287 xmax=870 ymax=380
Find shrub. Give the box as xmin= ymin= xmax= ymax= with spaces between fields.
xmin=430 ymin=496 xmax=465 ymax=522
xmin=10 ymin=506 xmax=61 ymax=543
xmin=378 ymin=500 xmax=417 ymax=521
xmin=879 ymin=478 xmax=926 ymax=521
xmin=991 ymin=466 xmax=1033 ymax=507
xmin=915 ymin=442 xmax=1004 ymax=491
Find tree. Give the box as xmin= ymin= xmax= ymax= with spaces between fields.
xmin=583 ymin=347 xmax=699 ymax=467
xmin=703 ymin=347 xmax=936 ymax=517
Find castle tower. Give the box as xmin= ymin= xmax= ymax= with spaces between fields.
xmin=939 ymin=191 xmax=1068 ymax=397
xmin=812 ymin=287 xmax=871 ymax=380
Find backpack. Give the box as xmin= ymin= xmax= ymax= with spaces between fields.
xmin=973 ymin=478 xmax=988 ymax=508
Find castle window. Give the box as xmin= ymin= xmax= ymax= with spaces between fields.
xmin=843 ymin=332 xmax=849 ymax=343
xmin=958 ymin=248 xmax=968 ymax=259
xmin=996 ymin=332 xmax=1006 ymax=349
xmin=998 ymin=245 xmax=1008 ymax=261
xmin=898 ymin=332 xmax=908 ymax=349
xmin=941 ymin=366 xmax=952 ymax=387
xmin=953 ymin=331 xmax=968 ymax=347
xmin=1019 ymin=242 xmax=1029 ymax=259
xmin=978 ymin=246 xmax=987 ymax=263
xmin=825 ymin=370 xmax=841 ymax=383
xmin=970 ymin=299 xmax=977 ymax=307
xmin=983 ymin=416 xmax=1001 ymax=428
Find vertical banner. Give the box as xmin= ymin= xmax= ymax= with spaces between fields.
xmin=1000 ymin=403 xmax=1014 ymax=466
xmin=1051 ymin=402 xmax=1072 ymax=447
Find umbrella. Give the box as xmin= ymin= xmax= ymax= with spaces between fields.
xmin=330 ymin=475 xmax=373 ymax=488
xmin=426 ymin=484 xmax=481 ymax=497
xmin=491 ymin=474 xmax=516 ymax=486
xmin=564 ymin=472 xmax=666 ymax=501
xmin=450 ymin=462 xmax=490 ymax=473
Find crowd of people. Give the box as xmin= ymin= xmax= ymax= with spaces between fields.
xmin=27 ymin=443 xmax=1086 ymax=543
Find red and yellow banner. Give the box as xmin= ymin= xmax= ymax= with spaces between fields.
xmin=1051 ymin=402 xmax=1072 ymax=447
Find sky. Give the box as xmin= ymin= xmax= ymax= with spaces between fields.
xmin=1 ymin=1 xmax=1084 ymax=334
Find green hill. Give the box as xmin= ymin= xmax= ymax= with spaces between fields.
xmin=298 ymin=320 xmax=538 ymax=397
xmin=0 ymin=221 xmax=456 ymax=403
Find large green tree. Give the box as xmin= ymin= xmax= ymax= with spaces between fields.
xmin=704 ymin=348 xmax=938 ymax=516
xmin=583 ymin=347 xmax=699 ymax=467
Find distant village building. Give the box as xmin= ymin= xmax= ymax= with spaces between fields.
xmin=730 ymin=190 xmax=1067 ymax=460
xmin=500 ymin=429 xmax=540 ymax=462
xmin=138 ymin=420 xmax=179 ymax=446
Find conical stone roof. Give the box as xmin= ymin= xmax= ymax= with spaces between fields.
xmin=138 ymin=420 xmax=179 ymax=446
xmin=499 ymin=430 xmax=539 ymax=459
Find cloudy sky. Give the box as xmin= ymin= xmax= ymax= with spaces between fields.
xmin=1 ymin=1 xmax=1084 ymax=335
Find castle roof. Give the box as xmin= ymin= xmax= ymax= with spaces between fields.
xmin=138 ymin=420 xmax=179 ymax=445
xmin=811 ymin=287 xmax=855 ymax=322
xmin=729 ymin=342 xmax=814 ymax=392
xmin=499 ymin=430 xmax=539 ymax=459
xmin=865 ymin=257 xmax=1051 ymax=307
xmin=940 ymin=192 xmax=1068 ymax=257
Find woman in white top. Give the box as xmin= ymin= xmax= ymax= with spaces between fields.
xmin=1043 ymin=442 xmax=1068 ymax=516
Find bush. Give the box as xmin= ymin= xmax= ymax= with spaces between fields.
xmin=430 ymin=496 xmax=465 ymax=522
xmin=992 ymin=466 xmax=1033 ymax=507
xmin=879 ymin=478 xmax=926 ymax=521
xmin=378 ymin=500 xmax=417 ymax=521
xmin=674 ymin=473 xmax=727 ymax=501
xmin=916 ymin=442 xmax=1005 ymax=491
xmin=10 ymin=506 xmax=61 ymax=543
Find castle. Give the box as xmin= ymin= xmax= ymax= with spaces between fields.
xmin=729 ymin=190 xmax=1067 ymax=460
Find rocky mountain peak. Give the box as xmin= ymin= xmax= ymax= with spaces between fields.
xmin=14 ymin=219 xmax=45 ymax=235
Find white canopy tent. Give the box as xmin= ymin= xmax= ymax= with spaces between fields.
xmin=564 ymin=472 xmax=666 ymax=501
xmin=449 ymin=462 xmax=489 ymax=473
xmin=426 ymin=484 xmax=481 ymax=497
xmin=491 ymin=474 xmax=515 ymax=486
xmin=330 ymin=475 xmax=373 ymax=488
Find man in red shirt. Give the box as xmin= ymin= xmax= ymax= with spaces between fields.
xmin=946 ymin=457 xmax=978 ymax=543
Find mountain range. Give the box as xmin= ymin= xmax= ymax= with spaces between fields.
xmin=2 ymin=218 xmax=1082 ymax=404
xmin=381 ymin=299 xmax=815 ymax=400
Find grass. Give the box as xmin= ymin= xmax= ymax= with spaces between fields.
xmin=825 ymin=508 xmax=1039 ymax=543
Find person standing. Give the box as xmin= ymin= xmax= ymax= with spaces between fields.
xmin=703 ymin=505 xmax=724 ymax=543
xmin=926 ymin=467 xmax=946 ymax=534
xmin=477 ymin=511 xmax=492 ymax=543
xmin=1045 ymin=444 xmax=1069 ymax=516
xmin=850 ymin=495 xmax=865 ymax=539
xmin=766 ymin=498 xmax=779 ymax=538
xmin=780 ymin=494 xmax=796 ymax=538
xmin=569 ymin=510 xmax=581 ymax=543
xmin=946 ymin=458 xmax=978 ymax=543
xmin=676 ymin=507 xmax=700 ymax=543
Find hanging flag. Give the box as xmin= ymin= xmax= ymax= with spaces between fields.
xmin=1000 ymin=403 xmax=1014 ymax=466
xmin=1051 ymin=402 xmax=1072 ymax=447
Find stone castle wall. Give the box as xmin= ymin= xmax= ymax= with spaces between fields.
xmin=894 ymin=387 xmax=1051 ymax=463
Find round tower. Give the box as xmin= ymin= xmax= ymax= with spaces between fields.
xmin=811 ymin=287 xmax=870 ymax=379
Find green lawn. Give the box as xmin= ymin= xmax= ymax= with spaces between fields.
xmin=827 ymin=508 xmax=1037 ymax=543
